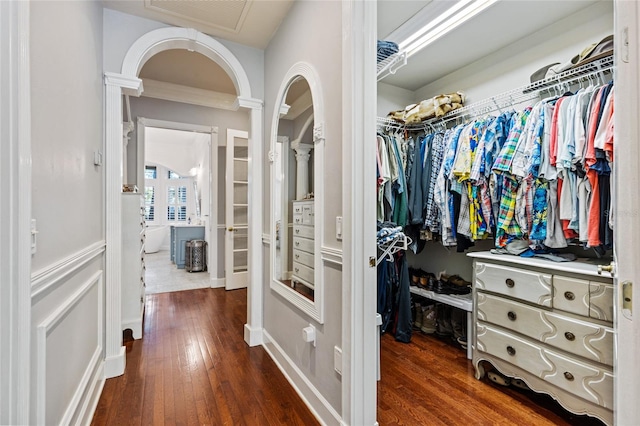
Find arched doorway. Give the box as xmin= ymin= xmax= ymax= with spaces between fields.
xmin=104 ymin=27 xmax=264 ymax=378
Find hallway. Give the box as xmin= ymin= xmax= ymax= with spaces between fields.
xmin=91 ymin=288 xmax=318 ymax=425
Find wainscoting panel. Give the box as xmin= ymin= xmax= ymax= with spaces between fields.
xmin=36 ymin=271 xmax=104 ymax=425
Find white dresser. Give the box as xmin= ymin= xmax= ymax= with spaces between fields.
xmin=468 ymin=252 xmax=614 ymax=425
xmin=291 ymin=199 xmax=315 ymax=290
xmin=122 ymin=192 xmax=145 ymax=339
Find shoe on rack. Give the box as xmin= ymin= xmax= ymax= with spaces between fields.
xmin=413 ymin=302 xmax=423 ymax=329
xmin=451 ymin=308 xmax=466 ymax=341
xmin=408 ymin=267 xmax=420 ymax=286
xmin=420 ymin=304 xmax=437 ymax=334
xmin=446 ymin=274 xmax=471 ymax=287
xmin=435 ymin=304 xmax=453 ymax=336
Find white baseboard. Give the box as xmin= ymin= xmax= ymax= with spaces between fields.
xmin=122 ymin=317 xmax=143 ymax=340
xmin=243 ymin=323 xmax=263 ymax=347
xmin=210 ymin=277 xmax=225 ymax=288
xmin=104 ymin=346 xmax=126 ymax=378
xmin=74 ymin=357 xmax=105 ymax=426
xmin=262 ymin=330 xmax=342 ymax=426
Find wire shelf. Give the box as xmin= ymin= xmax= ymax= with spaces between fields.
xmin=377 ymin=54 xmax=614 ymax=131
xmin=377 ymin=51 xmax=407 ymax=82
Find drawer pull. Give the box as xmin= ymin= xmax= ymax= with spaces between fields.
xmin=564 ymin=332 xmax=576 ymax=341
xmin=505 ymin=278 xmax=515 ymax=288
xmin=564 ymin=372 xmax=575 ymax=381
xmin=295 ymin=242 xmax=300 ymax=246
xmin=564 ymin=291 xmax=575 ymax=301
xmin=295 ymin=254 xmax=299 ymax=259
xmin=295 ymin=267 xmax=299 ymax=273
xmin=506 ymin=346 xmax=516 ymax=356
xmin=295 ymin=229 xmax=300 ymax=234
xmin=507 ymin=311 xmax=517 ymax=321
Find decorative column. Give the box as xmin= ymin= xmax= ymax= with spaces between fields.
xmin=291 ymin=140 xmax=313 ymax=200
xmin=122 ymin=121 xmax=134 ymax=185
xmin=104 ymin=72 xmax=142 ymax=378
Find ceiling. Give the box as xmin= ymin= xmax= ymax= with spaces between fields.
xmin=102 ymin=0 xmax=294 ymax=49
xmin=105 ymin=0 xmax=607 ymax=105
xmin=377 ymin=0 xmax=605 ymax=92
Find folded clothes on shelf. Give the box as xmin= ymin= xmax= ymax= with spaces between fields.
xmin=387 ymin=91 xmax=465 ymax=124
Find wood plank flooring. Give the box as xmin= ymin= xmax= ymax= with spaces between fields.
xmin=378 ymin=329 xmax=605 ymax=426
xmin=91 ymin=288 xmax=319 ymax=426
xmin=93 ymin=288 xmax=605 ymax=425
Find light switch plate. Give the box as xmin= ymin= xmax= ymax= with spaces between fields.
xmin=334 ymin=346 xmax=342 ymax=375
xmin=336 ymin=216 xmax=342 ymax=240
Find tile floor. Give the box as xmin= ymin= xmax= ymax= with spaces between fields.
xmin=144 ymin=250 xmax=211 ymax=294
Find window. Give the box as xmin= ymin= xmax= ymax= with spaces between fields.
xmin=144 ymin=186 xmax=155 ymax=221
xmin=168 ymin=170 xmax=182 ymax=179
xmin=144 ymin=164 xmax=194 ymax=225
xmin=145 ymin=165 xmax=157 ymax=179
xmin=167 ymin=184 xmax=188 ymax=222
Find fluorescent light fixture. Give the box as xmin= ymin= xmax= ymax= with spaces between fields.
xmin=398 ymin=0 xmax=499 ymax=58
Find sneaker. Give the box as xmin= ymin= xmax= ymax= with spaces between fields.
xmin=420 ymin=304 xmax=437 ymax=334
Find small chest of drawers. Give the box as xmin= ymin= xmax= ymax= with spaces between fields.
xmin=292 ymin=200 xmax=315 ymax=290
xmin=468 ymin=252 xmax=614 ymax=425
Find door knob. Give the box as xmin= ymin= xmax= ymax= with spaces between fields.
xmin=228 ymin=227 xmax=234 ymax=231
xmin=598 ymin=261 xmax=615 ymax=275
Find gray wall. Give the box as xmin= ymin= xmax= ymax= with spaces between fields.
xmin=29 ymin=1 xmax=106 ymax=424
xmin=263 ymin=0 xmax=344 ymax=418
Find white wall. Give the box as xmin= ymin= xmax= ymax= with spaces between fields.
xmin=377 ymin=81 xmax=414 ymax=117
xmin=29 ymin=1 xmax=106 ymax=424
xmin=263 ymin=0 xmax=344 ymax=422
xmin=413 ymin=1 xmax=613 ymax=105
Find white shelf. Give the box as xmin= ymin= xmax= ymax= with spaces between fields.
xmin=377 ymin=51 xmax=407 ymax=82
xmin=409 ymin=286 xmax=472 ymax=312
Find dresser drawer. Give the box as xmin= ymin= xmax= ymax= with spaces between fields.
xmin=293 ymin=236 xmax=314 ymax=254
xmin=590 ymin=281 xmax=614 ymax=322
xmin=476 ymin=323 xmax=613 ymax=409
xmin=293 ymin=225 xmax=314 ymax=239
xmin=293 ymin=261 xmax=314 ymax=284
xmin=553 ymin=276 xmax=590 ymax=317
xmin=293 ymin=249 xmax=314 ymax=268
xmin=477 ymin=293 xmax=614 ymax=366
xmin=475 ymin=262 xmax=552 ymax=307
xmin=293 ymin=204 xmax=303 ymax=214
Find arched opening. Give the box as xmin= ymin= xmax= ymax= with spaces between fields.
xmin=104 ymin=27 xmax=264 ymax=378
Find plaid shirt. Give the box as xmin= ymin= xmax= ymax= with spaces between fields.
xmin=492 ymin=108 xmax=532 ymax=174
xmin=495 ymin=175 xmax=522 ymax=245
xmin=424 ymin=132 xmax=445 ymax=232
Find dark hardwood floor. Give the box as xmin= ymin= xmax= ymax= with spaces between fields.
xmin=91 ymin=288 xmax=319 ymax=426
xmin=378 ymin=328 xmax=605 ymax=426
xmin=93 ymin=288 xmax=604 ymax=425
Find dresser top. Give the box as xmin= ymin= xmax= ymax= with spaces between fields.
xmin=467 ymin=251 xmax=613 ymax=279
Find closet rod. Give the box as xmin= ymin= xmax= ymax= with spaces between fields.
xmin=377 ymin=54 xmax=613 ymax=132
xmin=427 ymin=54 xmax=613 ymax=126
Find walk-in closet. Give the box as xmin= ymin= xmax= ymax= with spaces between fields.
xmin=376 ymin=1 xmax=617 ymax=424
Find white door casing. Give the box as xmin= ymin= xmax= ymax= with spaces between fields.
xmin=0 ymin=1 xmax=31 ymax=423
xmin=342 ymin=1 xmax=378 ymax=425
xmin=137 ymin=118 xmax=217 ymax=272
xmin=225 ymin=129 xmax=249 ymax=290
xmin=613 ymin=0 xmax=640 ymax=424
